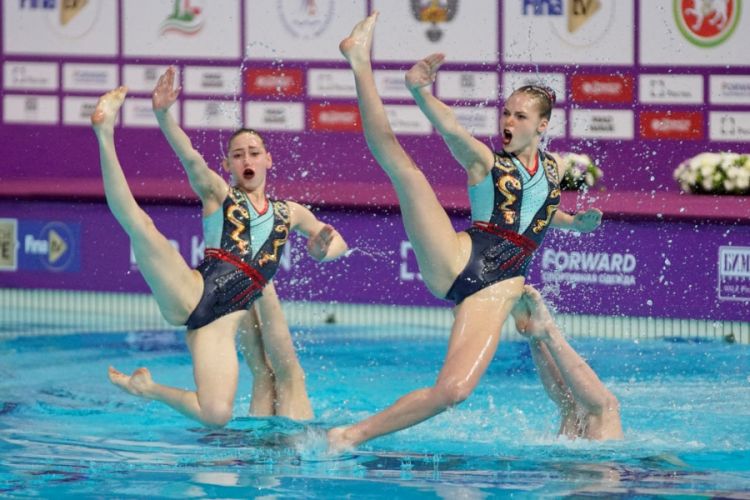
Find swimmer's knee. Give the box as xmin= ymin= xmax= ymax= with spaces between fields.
xmin=432 ymin=380 xmax=472 ymax=408
xmin=199 ymin=400 xmax=233 ymax=427
xmin=590 ymin=391 xmax=620 ymax=416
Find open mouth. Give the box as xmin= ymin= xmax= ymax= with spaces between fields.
xmin=503 ymin=129 xmax=513 ymax=145
xmin=243 ymin=167 xmax=255 ymax=180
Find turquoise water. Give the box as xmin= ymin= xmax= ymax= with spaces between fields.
xmin=1 ymin=326 xmax=749 ymax=498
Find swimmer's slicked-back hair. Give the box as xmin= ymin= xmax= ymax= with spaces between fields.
xmin=513 ymin=85 xmax=556 ymax=120
xmin=227 ymin=128 xmax=267 ymax=153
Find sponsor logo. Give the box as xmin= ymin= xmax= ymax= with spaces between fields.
xmin=674 ymin=0 xmax=740 ymax=47
xmin=20 ymin=221 xmax=80 ymax=272
xmin=710 ymin=111 xmax=750 ymax=141
xmin=5 ymin=62 xmax=58 ymax=90
xmin=541 ymin=248 xmax=637 ymax=286
xmin=245 ymin=68 xmax=303 ymax=97
xmin=400 ymin=241 xmax=423 ymax=281
xmin=522 ymin=0 xmax=614 ymax=46
xmin=410 ymin=0 xmax=459 ymax=42
xmin=277 ymin=0 xmax=335 ymax=39
xmin=160 ymin=0 xmax=204 ymax=36
xmin=710 ymin=75 xmax=750 ymax=104
xmin=0 ymin=219 xmax=18 ymax=271
xmin=718 ymin=246 xmax=750 ymax=300
xmin=570 ymin=109 xmax=634 ymax=139
xmin=19 ymin=0 xmax=100 ymax=38
xmin=571 ymin=74 xmax=633 ymax=103
xmin=640 ymin=74 xmax=703 ymax=104
xmin=639 ymin=111 xmax=703 ymax=140
xmin=308 ymin=103 xmax=360 ymax=132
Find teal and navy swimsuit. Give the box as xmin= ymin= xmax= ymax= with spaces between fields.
xmin=185 ymin=187 xmax=290 ymax=330
xmin=445 ymin=150 xmax=560 ymax=304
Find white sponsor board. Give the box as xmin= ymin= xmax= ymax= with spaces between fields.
xmin=123 ymin=98 xmax=180 ymax=128
xmin=503 ymin=0 xmax=633 ymax=65
xmin=640 ymin=1 xmax=747 ymax=66
xmin=123 ymin=0 xmax=240 ymax=59
xmin=183 ymin=67 xmax=242 ymax=96
xmin=373 ymin=0 xmax=498 ymax=63
xmin=245 ymin=102 xmax=304 ymax=132
xmin=709 ymin=111 xmax=750 ymax=142
xmin=63 ymin=96 xmax=99 ymax=126
xmin=384 ymin=105 xmax=432 ymax=135
xmin=453 ymin=106 xmax=498 ymax=137
xmin=437 ymin=72 xmax=499 ymax=102
xmin=375 ymin=70 xmax=413 ymax=99
xmin=3 ymin=0 xmax=117 ymax=56
xmin=184 ymin=100 xmax=241 ymax=130
xmin=63 ymin=63 xmax=118 ymax=92
xmin=123 ymin=65 xmax=179 ymax=93
xmin=710 ymin=75 xmax=750 ymax=105
xmin=308 ymin=69 xmax=356 ymax=98
xmin=502 ymin=72 xmax=566 ymax=103
xmin=570 ymin=109 xmax=634 ymax=140
xmin=4 ymin=62 xmax=58 ymax=91
xmin=3 ymin=95 xmax=58 ymax=125
xmin=639 ymin=74 xmax=704 ymax=104
xmin=245 ymin=0 xmax=366 ymax=61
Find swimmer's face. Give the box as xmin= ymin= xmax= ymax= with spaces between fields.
xmin=223 ymin=131 xmax=272 ymax=192
xmin=499 ymin=92 xmax=548 ymax=155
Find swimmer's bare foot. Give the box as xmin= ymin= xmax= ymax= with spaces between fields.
xmin=512 ymin=286 xmax=555 ymax=340
xmin=91 ymin=86 xmax=127 ymax=132
xmin=339 ymin=11 xmax=378 ymax=69
xmin=327 ymin=426 xmax=356 ymax=454
xmin=108 ymin=366 xmax=155 ymax=399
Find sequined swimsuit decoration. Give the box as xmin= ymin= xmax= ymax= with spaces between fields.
xmin=445 ymin=150 xmax=560 ymax=303
xmin=185 ymin=187 xmax=290 ymax=330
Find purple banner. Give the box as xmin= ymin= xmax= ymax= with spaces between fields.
xmin=1 ymin=200 xmax=748 ymax=322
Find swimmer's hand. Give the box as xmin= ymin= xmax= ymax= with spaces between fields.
xmin=405 ymin=53 xmax=446 ymax=92
xmin=307 ymin=224 xmax=339 ymax=262
xmin=152 ymin=66 xmax=181 ymax=113
xmin=572 ymin=208 xmax=602 ymax=233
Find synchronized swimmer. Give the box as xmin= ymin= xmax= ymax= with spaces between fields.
xmin=94 ymin=11 xmax=621 ymax=446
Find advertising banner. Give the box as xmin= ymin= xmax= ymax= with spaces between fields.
xmin=1 ymin=201 xmax=747 ymax=322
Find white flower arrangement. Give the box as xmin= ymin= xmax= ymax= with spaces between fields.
xmin=673 ymin=152 xmax=750 ymax=195
xmin=552 ymin=152 xmax=603 ymax=191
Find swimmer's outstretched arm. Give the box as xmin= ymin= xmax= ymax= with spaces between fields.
xmin=152 ymin=66 xmax=227 ymax=209
xmin=288 ymin=201 xmax=348 ymax=262
xmin=406 ymin=54 xmax=494 ymax=184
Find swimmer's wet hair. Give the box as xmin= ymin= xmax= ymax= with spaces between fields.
xmin=513 ymin=85 xmax=556 ymax=120
xmin=227 ymin=128 xmax=267 ymax=152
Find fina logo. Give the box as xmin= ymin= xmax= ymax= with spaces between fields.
xmin=277 ymin=0 xmax=335 ymax=39
xmin=24 ymin=222 xmax=75 ymax=272
xmin=410 ymin=0 xmax=459 ymax=42
xmin=19 ymin=0 xmax=100 ymax=37
xmin=522 ymin=0 xmax=614 ymax=47
xmin=674 ymin=0 xmax=740 ymax=47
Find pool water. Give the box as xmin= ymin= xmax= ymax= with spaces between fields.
xmin=1 ymin=326 xmax=749 ymax=498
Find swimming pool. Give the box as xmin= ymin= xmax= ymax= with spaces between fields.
xmin=1 ymin=326 xmax=749 ymax=498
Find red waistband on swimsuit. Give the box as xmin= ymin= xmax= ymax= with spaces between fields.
xmin=204 ymin=248 xmax=267 ymax=289
xmin=472 ymin=221 xmax=538 ymax=253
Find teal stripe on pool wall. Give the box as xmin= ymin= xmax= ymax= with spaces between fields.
xmin=1 ymin=199 xmax=749 ymax=323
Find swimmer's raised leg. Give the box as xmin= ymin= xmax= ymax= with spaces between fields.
xmin=513 ymin=286 xmax=623 ymax=440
